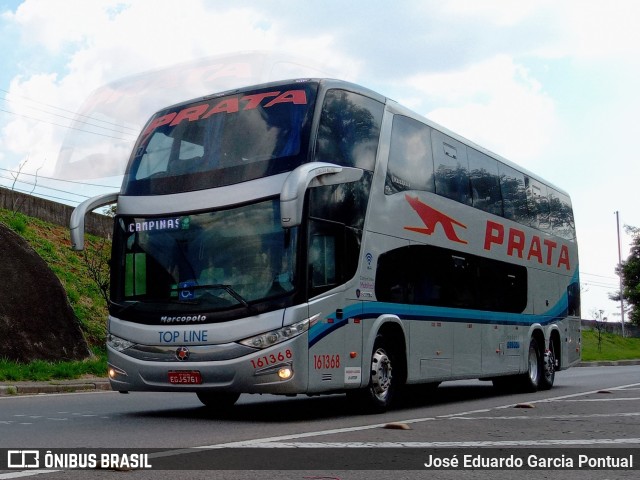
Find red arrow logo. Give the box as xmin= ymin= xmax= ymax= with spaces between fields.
xmin=404 ymin=194 xmax=468 ymax=244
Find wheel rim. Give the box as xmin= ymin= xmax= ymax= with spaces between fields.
xmin=544 ymin=349 xmax=555 ymax=382
xmin=528 ymin=345 xmax=538 ymax=384
xmin=370 ymin=348 xmax=392 ymax=402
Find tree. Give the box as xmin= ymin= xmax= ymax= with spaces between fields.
xmin=612 ymin=226 xmax=640 ymax=326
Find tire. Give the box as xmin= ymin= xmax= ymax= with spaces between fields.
xmin=351 ymin=334 xmax=402 ymax=413
xmin=519 ymin=337 xmax=543 ymax=392
xmin=539 ymin=341 xmax=556 ymax=391
xmin=196 ymin=391 xmax=240 ymax=410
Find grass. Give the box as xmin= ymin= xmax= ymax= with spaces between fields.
xmin=581 ymin=329 xmax=640 ymax=361
xmin=0 ymin=348 xmax=107 ymax=382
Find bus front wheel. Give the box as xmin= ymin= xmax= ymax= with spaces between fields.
xmin=351 ymin=335 xmax=401 ymax=413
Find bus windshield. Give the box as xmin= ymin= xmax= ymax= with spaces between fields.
xmin=121 ymin=82 xmax=318 ymax=195
xmin=113 ymin=198 xmax=297 ymax=314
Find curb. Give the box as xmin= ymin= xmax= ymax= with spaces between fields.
xmin=0 ymin=377 xmax=111 ymax=397
xmin=576 ymin=359 xmax=640 ymax=367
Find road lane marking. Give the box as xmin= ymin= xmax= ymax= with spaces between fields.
xmin=0 ymin=471 xmax=60 ymax=479
xmin=206 ymin=438 xmax=640 ymax=448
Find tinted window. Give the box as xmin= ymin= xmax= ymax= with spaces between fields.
xmin=525 ymin=177 xmax=550 ymax=231
xmin=468 ymin=148 xmax=502 ymax=216
xmin=498 ymin=163 xmax=528 ymax=223
xmin=432 ymin=130 xmax=471 ymax=205
xmin=549 ymin=189 xmax=576 ymax=240
xmin=376 ymin=245 xmax=527 ymax=313
xmin=315 ymin=89 xmax=383 ymax=171
xmin=385 ymin=115 xmax=435 ymax=195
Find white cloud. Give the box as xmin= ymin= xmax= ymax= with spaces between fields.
xmin=404 ymin=55 xmax=559 ymax=164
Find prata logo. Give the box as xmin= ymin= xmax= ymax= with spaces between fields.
xmin=404 ymin=194 xmax=467 ymax=244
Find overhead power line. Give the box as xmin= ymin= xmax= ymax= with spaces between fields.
xmin=0 ymin=167 xmax=120 ymax=189
xmin=0 ymin=87 xmax=139 ymax=133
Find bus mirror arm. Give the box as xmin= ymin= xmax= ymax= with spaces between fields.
xmin=280 ymin=162 xmax=363 ymax=228
xmin=70 ymin=192 xmax=119 ymax=251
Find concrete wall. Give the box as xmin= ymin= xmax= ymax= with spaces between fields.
xmin=581 ymin=319 xmax=639 ymax=338
xmin=0 ymin=187 xmax=112 ymax=237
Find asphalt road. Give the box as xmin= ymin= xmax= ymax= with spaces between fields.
xmin=1 ymin=365 xmax=639 ymax=479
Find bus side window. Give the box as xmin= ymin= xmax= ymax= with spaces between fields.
xmin=376 ymin=244 xmax=527 ymax=314
xmin=432 ymin=130 xmax=471 ymax=205
xmin=498 ymin=163 xmax=528 ymax=223
xmin=315 ymin=89 xmax=384 ymax=171
xmin=468 ymin=148 xmax=503 ymax=216
xmin=525 ymin=177 xmax=550 ymax=231
xmin=549 ymin=188 xmax=576 ymax=241
xmin=385 ymin=115 xmax=435 ymax=195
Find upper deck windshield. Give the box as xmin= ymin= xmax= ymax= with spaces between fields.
xmin=121 ymin=82 xmax=318 ymax=195
xmin=112 ymin=198 xmax=296 ymax=319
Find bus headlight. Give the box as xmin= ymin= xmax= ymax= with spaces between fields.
xmin=239 ymin=315 xmax=318 ymax=349
xmin=107 ymin=334 xmax=135 ymax=352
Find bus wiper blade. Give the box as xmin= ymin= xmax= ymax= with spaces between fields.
xmin=180 ymin=284 xmax=253 ymax=310
xmin=109 ymin=300 xmax=140 ymax=315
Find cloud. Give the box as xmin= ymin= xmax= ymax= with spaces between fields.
xmin=402 ymin=55 xmax=559 ymax=164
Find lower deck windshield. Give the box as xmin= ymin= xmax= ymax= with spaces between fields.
xmin=113 ymin=199 xmax=296 ymax=313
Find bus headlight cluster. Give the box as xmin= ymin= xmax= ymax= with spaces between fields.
xmin=239 ymin=316 xmax=316 ymax=349
xmin=107 ymin=334 xmax=135 ymax=352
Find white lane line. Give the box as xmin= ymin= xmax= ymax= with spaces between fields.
xmin=557 ymin=397 xmax=640 ymax=402
xmin=208 ymin=438 xmax=640 ymax=448
xmin=0 ymin=472 xmax=61 ymax=479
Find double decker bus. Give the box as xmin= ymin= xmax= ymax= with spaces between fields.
xmin=70 ymin=78 xmax=581 ymax=412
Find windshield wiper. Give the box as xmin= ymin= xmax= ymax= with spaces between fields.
xmin=109 ymin=300 xmax=140 ymax=315
xmin=178 ymin=284 xmax=253 ymax=310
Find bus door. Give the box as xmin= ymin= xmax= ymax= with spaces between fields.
xmin=305 ymin=216 xmax=364 ymax=393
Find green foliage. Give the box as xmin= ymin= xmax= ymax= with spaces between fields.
xmin=581 ymin=329 xmax=640 ymax=361
xmin=617 ymin=228 xmax=640 ymax=326
xmin=0 ymin=349 xmax=107 ymax=381
xmin=6 ymin=212 xmax=27 ymax=234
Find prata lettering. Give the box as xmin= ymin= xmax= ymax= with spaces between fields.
xmin=142 ymin=89 xmax=308 ymax=137
xmin=129 ymin=218 xmax=181 ymax=233
xmin=483 ymin=220 xmax=571 ymax=270
xmin=160 ymin=315 xmax=207 ymax=323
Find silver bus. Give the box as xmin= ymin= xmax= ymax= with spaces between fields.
xmin=71 ymin=78 xmax=581 ymax=412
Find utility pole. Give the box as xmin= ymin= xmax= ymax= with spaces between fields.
xmin=615 ymin=211 xmax=626 ymax=336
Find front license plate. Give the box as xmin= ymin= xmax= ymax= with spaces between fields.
xmin=168 ymin=370 xmax=202 ymax=385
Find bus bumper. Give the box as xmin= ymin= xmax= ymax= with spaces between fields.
xmin=106 ymin=333 xmax=309 ymax=395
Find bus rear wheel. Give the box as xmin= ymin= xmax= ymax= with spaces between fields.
xmin=196 ymin=391 xmax=240 ymax=410
xmin=519 ymin=337 xmax=543 ymax=392
xmin=539 ymin=342 xmax=556 ymax=390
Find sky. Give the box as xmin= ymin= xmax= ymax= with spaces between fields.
xmin=1 ymin=0 xmax=639 ymax=322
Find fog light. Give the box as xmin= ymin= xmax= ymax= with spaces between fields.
xmin=108 ymin=364 xmax=127 ymax=379
xmin=278 ymin=367 xmax=293 ymax=380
